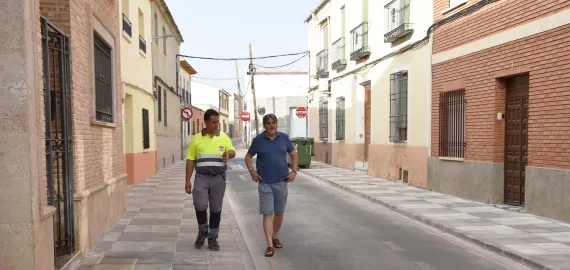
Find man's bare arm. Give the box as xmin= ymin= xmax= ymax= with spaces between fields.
xmin=289 ymin=151 xmax=299 ymax=171
xmin=244 ymin=153 xmax=254 ymax=171
xmin=228 ymin=150 xmax=236 ymax=159
xmin=185 ymin=160 xmax=195 ymax=183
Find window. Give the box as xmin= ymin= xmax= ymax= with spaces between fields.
xmin=157 ymin=86 xmax=162 ymax=121
xmin=187 ymin=121 xmax=190 ymax=135
xmin=94 ymin=34 xmax=114 ymax=123
xmin=439 ymin=89 xmax=466 ymax=158
xmin=384 ymin=0 xmax=413 ymax=43
xmin=154 ymin=13 xmax=158 ymax=44
xmin=142 ymin=108 xmax=150 ymax=149
xmin=319 ymin=96 xmax=329 ymax=141
xmin=336 ymin=97 xmax=345 ymax=140
xmin=122 ymin=0 xmax=132 ymax=38
xmin=389 ymin=71 xmax=408 ymax=142
xmin=162 ymin=26 xmax=166 ymax=55
xmin=164 ymin=89 xmax=167 ymax=126
xmin=138 ymin=9 xmax=146 ymax=54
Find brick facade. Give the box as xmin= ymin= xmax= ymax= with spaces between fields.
xmin=431 ymin=2 xmax=570 ymax=170
xmin=433 ymin=0 xmax=570 ymax=54
xmin=41 ymin=0 xmax=124 ymax=190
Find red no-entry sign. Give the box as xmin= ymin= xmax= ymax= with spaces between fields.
xmin=241 ymin=111 xmax=251 ymax=121
xmin=295 ymin=107 xmax=308 ymax=118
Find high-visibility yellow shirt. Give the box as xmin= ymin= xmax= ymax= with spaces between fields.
xmin=187 ymin=129 xmax=235 ymax=175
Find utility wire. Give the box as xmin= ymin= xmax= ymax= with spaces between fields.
xmin=192 ymin=76 xmax=243 ymax=81
xmin=179 ymin=51 xmax=309 ymax=61
xmin=254 ymin=66 xmax=310 ymax=90
xmin=253 ymin=53 xmax=308 ymax=69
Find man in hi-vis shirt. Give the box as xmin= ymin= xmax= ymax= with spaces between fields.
xmin=185 ymin=109 xmax=236 ymax=251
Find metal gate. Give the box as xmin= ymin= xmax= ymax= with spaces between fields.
xmin=504 ymin=75 xmax=529 ymax=206
xmin=41 ymin=17 xmax=75 ymax=257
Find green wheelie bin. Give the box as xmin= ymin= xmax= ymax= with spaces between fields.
xmin=289 ymin=137 xmax=312 ymax=169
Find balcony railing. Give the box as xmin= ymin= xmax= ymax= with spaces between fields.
xmin=384 ymin=0 xmax=414 ymax=43
xmin=331 ymin=37 xmax=347 ymax=70
xmin=350 ymin=22 xmax=370 ymax=61
xmin=139 ymin=35 xmax=146 ymax=54
xmin=122 ymin=13 xmax=132 ymax=38
xmin=316 ymin=49 xmax=329 ymax=78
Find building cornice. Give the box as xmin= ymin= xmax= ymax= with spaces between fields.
xmin=153 ymin=0 xmax=184 ymax=43
xmin=304 ymin=0 xmax=330 ymax=23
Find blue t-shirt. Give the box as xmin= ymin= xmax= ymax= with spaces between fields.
xmin=247 ymin=132 xmax=295 ymax=183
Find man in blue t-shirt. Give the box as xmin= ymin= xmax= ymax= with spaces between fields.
xmin=244 ymin=113 xmax=298 ymax=257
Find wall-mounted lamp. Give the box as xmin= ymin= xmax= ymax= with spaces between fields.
xmin=497 ymin=112 xmax=504 ymax=120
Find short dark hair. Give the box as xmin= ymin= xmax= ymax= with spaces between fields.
xmin=204 ymin=109 xmax=219 ymax=121
xmin=263 ymin=113 xmax=277 ymax=124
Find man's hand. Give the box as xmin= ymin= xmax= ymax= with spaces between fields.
xmin=250 ymin=170 xmax=262 ymax=183
xmin=185 ymin=181 xmax=192 ymax=194
xmin=286 ymin=171 xmax=297 ymax=183
xmin=222 ymin=152 xmax=228 ymax=163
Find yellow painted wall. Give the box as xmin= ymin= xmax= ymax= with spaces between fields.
xmin=369 ymin=43 xmax=431 ymax=147
xmin=120 ymin=0 xmax=155 ymax=154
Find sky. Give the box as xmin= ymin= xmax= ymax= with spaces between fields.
xmin=166 ymin=0 xmax=320 ymax=94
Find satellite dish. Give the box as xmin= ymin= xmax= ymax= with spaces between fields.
xmin=257 ymin=105 xmax=266 ymax=116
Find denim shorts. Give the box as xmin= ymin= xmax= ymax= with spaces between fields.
xmin=258 ymin=180 xmax=288 ymax=215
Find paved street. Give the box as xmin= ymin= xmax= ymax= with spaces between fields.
xmin=225 ymin=154 xmax=531 ymax=270
xmin=80 ymin=163 xmax=254 ymax=270
xmin=79 ymin=152 xmax=567 ymax=270
xmin=301 ymin=162 xmax=570 ymax=270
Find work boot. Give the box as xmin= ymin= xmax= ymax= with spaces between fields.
xmin=208 ymin=237 xmax=220 ymax=251
xmin=195 ymin=231 xmax=208 ymax=249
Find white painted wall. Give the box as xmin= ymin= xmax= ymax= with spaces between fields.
xmin=190 ymin=81 xmax=220 ymax=108
xmin=241 ymin=72 xmax=310 ymax=143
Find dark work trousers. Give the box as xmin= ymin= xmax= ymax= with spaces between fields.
xmin=192 ymin=172 xmax=226 ymax=239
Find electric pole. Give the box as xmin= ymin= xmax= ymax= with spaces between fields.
xmin=235 ymin=60 xmax=244 ymax=146
xmin=249 ymin=44 xmax=259 ymax=135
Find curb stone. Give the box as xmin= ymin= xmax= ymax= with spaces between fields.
xmin=300 ymin=169 xmax=555 ymax=270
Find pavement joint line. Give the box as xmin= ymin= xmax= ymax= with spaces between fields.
xmin=299 ymin=166 xmax=555 ymax=270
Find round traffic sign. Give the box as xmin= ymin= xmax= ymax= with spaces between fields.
xmin=241 ymin=111 xmax=250 ymax=121
xmin=295 ymin=106 xmax=308 ymax=118
xmin=181 ymin=107 xmax=193 ymax=120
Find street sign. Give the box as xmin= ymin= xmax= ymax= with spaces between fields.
xmin=241 ymin=111 xmax=250 ymax=121
xmin=181 ymin=107 xmax=193 ymax=121
xmin=295 ymin=106 xmax=308 ymax=118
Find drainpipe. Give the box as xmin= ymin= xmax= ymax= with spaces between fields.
xmin=427 ymin=34 xmax=433 ymax=158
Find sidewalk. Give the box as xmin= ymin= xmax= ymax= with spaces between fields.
xmin=301 ymin=162 xmax=570 ymax=270
xmin=78 ymin=162 xmax=254 ymax=270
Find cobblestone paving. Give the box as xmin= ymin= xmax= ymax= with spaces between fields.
xmin=79 ymin=162 xmax=254 ymax=270
xmin=302 ymin=162 xmax=570 ymax=270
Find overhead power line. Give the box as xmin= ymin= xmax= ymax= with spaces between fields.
xmin=192 ymin=76 xmax=243 ymax=81
xmin=178 ymin=51 xmax=309 ymax=61
xmin=253 ymin=53 xmax=308 ymax=69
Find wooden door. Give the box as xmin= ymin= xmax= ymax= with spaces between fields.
xmin=504 ymin=75 xmax=529 ymax=206
xmin=364 ymin=86 xmax=371 ymax=161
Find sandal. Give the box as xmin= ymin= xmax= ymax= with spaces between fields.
xmin=272 ymin=238 xmax=283 ymax=248
xmin=265 ymin=247 xmax=274 ymax=257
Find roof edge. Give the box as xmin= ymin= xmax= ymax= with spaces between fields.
xmin=304 ymin=0 xmax=330 ymax=23
xmin=154 ymin=0 xmax=184 ymax=43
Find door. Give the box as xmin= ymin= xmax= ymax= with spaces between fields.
xmin=364 ymin=86 xmax=371 ymax=161
xmin=41 ymin=18 xmax=75 ymax=258
xmin=504 ymin=75 xmax=529 ymax=206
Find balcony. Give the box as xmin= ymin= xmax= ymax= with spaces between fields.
xmin=139 ymin=35 xmax=146 ymax=54
xmin=331 ymin=37 xmax=347 ymax=70
xmin=316 ymin=49 xmax=329 ymax=78
xmin=350 ymin=22 xmax=370 ymax=61
xmin=384 ymin=0 xmax=414 ymax=43
xmin=122 ymin=13 xmax=132 ymax=38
